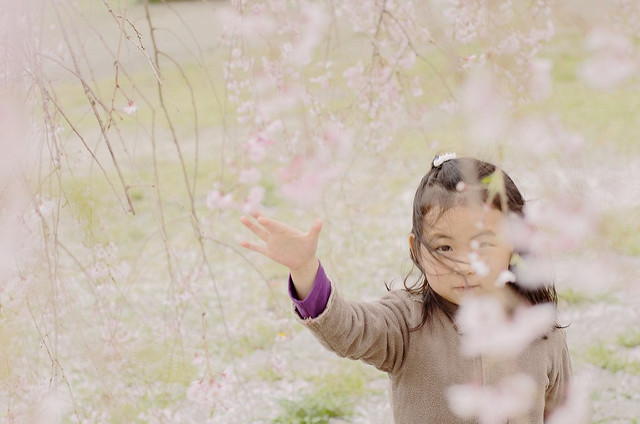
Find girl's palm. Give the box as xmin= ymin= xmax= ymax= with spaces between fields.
xmin=240 ymin=213 xmax=322 ymax=271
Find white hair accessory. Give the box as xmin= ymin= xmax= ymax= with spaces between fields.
xmin=433 ymin=152 xmax=457 ymax=167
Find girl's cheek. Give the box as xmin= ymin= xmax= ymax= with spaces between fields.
xmin=422 ymin=260 xmax=445 ymax=276
xmin=429 ymin=263 xmax=452 ymax=277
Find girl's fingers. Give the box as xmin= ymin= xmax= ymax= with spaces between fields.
xmin=256 ymin=216 xmax=294 ymax=235
xmin=240 ymin=215 xmax=270 ymax=241
xmin=239 ymin=240 xmax=267 ymax=255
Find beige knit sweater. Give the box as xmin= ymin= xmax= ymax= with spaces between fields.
xmin=296 ymin=282 xmax=572 ymax=423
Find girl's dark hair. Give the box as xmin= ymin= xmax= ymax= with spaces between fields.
xmin=404 ymin=156 xmax=558 ymax=328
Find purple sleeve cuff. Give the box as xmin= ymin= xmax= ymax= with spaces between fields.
xmin=288 ymin=261 xmax=331 ymax=319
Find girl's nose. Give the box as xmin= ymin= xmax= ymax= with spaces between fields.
xmin=451 ymin=256 xmax=475 ymax=275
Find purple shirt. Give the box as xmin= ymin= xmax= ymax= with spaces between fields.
xmin=288 ymin=261 xmax=331 ymax=318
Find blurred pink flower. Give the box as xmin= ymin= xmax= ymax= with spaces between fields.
xmin=31 ymin=391 xmax=68 ymax=424
xmin=447 ymin=373 xmax=537 ymax=424
xmin=238 ymin=168 xmax=262 ymax=185
xmin=459 ymin=54 xmax=487 ymax=71
xmin=206 ymin=184 xmax=234 ymax=210
xmin=528 ymin=58 xmax=554 ymax=101
xmin=291 ymin=3 xmax=329 ymax=65
xmin=279 ymin=154 xmax=338 ymax=205
xmin=271 ymin=354 xmax=286 ymax=373
xmin=460 ymin=69 xmax=509 ymax=144
xmin=509 ymin=117 xmax=556 ymax=156
xmin=456 ymin=295 xmax=556 ymax=358
xmin=245 ymin=136 xmax=271 ymax=163
xmin=343 ymin=61 xmax=365 ymax=88
xmin=123 ymin=100 xmax=138 ymax=115
xmin=578 ymin=28 xmax=636 ymax=89
xmin=186 ymin=378 xmax=222 ymax=406
xmin=545 ymin=381 xmax=590 ymax=424
xmin=468 ymin=251 xmax=490 ymax=276
xmin=512 ymin=254 xmax=555 ymax=289
xmin=494 ymin=269 xmax=516 ymax=288
xmin=322 ymin=122 xmax=352 ymax=156
xmin=241 ymin=186 xmax=266 ymax=213
xmin=280 ymin=165 xmax=337 ymax=205
xmin=217 ymin=7 xmax=276 ymax=39
xmin=444 ymin=0 xmax=488 ymax=44
xmin=411 ymin=76 xmax=424 ymax=97
xmin=525 ymin=196 xmax=599 ymax=253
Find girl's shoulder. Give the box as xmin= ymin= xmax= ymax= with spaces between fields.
xmin=546 ymin=326 xmax=569 ymax=350
xmin=376 ymin=289 xmax=424 ymax=326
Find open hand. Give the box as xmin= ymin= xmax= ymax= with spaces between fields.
xmin=239 ymin=212 xmax=323 ymax=272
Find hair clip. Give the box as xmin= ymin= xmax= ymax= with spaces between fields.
xmin=433 ymin=152 xmax=457 ymax=167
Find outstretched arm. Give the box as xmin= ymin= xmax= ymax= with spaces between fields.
xmin=239 ymin=212 xmax=323 ymax=299
xmin=241 ymin=212 xmax=416 ymax=374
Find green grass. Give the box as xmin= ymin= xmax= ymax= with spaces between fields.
xmin=559 ymin=288 xmax=593 ymax=306
xmin=601 ymin=207 xmax=640 ymax=256
xmin=272 ymin=369 xmax=371 ymax=423
xmin=585 ymin=340 xmax=640 ymax=375
xmin=618 ymin=331 xmax=640 ymax=349
xmin=558 ymin=288 xmax=614 ymax=307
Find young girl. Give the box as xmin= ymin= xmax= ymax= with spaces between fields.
xmin=240 ymin=154 xmax=571 ymax=423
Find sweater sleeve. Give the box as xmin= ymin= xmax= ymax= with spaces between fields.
xmin=293 ymin=278 xmax=420 ymax=374
xmin=544 ymin=329 xmax=573 ymax=417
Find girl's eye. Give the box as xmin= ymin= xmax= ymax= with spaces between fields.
xmin=473 ymin=241 xmax=495 ymax=249
xmin=436 ymin=245 xmax=452 ymax=253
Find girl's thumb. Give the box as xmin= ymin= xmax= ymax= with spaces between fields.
xmin=310 ymin=218 xmax=323 ymax=237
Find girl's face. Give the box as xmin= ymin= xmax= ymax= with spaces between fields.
xmin=412 ymin=205 xmax=513 ymax=305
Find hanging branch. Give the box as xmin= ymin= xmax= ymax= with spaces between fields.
xmin=49 ymin=0 xmax=136 ymax=215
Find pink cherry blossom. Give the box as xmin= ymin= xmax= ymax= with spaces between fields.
xmin=524 ymin=196 xmax=599 ymax=253
xmin=238 ymin=168 xmax=262 ymax=185
xmin=30 ymin=391 xmax=69 ymax=424
xmin=321 ymin=122 xmax=352 ymax=156
xmin=494 ymin=269 xmax=516 ymax=288
xmin=217 ymin=7 xmax=277 ymax=40
xmin=290 ymin=3 xmax=329 ymax=65
xmin=241 ymin=186 xmax=266 ymax=213
xmin=123 ymin=100 xmax=138 ymax=115
xmin=443 ymin=0 xmax=488 ymax=44
xmin=528 ymin=58 xmax=554 ymax=101
xmin=206 ymin=184 xmax=234 ymax=210
xmin=512 ymin=254 xmax=555 ymax=289
xmin=447 ymin=373 xmax=537 ymax=424
xmin=186 ymin=378 xmax=222 ymax=406
xmin=279 ymin=153 xmax=339 ymax=205
xmin=502 ymin=212 xmax=540 ymax=253
xmin=460 ymin=69 xmax=509 ymax=144
xmin=578 ymin=28 xmax=636 ymax=89
xmin=456 ymin=295 xmax=556 ymax=358
xmin=545 ymin=380 xmax=590 ymax=424
xmin=468 ymin=251 xmax=489 ymax=276
xmin=280 ymin=165 xmax=337 ymax=205
xmin=244 ymin=133 xmax=275 ymax=163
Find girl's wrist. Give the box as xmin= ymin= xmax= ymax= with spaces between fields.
xmin=290 ymin=257 xmax=320 ymax=300
xmin=291 ymin=257 xmax=319 ymax=275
